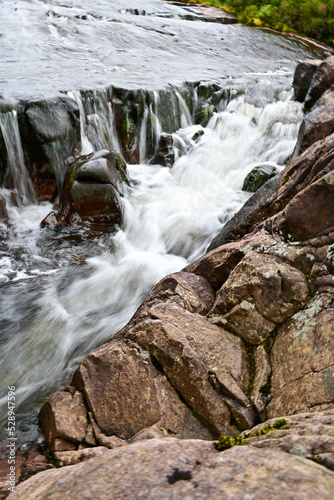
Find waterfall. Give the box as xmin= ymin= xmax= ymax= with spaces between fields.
xmin=67 ymin=90 xmax=94 ymax=155
xmin=0 ymin=111 xmax=36 ymax=205
xmin=0 ymin=82 xmax=304 ymax=455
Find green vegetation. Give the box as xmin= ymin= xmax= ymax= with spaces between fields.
xmin=214 ymin=418 xmax=290 ymax=451
xmin=214 ymin=434 xmax=247 ymax=451
xmin=168 ymin=0 xmax=334 ymax=46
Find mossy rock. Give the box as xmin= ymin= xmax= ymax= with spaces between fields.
xmin=242 ymin=165 xmax=278 ymax=193
xmin=197 ymin=103 xmax=214 ymax=127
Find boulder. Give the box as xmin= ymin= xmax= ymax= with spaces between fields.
xmin=151 ymin=133 xmax=184 ymax=167
xmin=295 ymin=89 xmax=334 ymax=154
xmin=269 ymin=169 xmax=334 ymax=242
xmin=57 ymin=150 xmax=127 ymax=229
xmin=293 ymin=59 xmax=322 ymax=102
xmin=20 ymin=96 xmax=81 ymax=201
xmin=210 ymin=251 xmax=309 ymax=340
xmin=268 ymin=293 xmax=334 ymax=417
xmin=39 ymin=391 xmax=88 ymax=453
xmin=242 ymin=164 xmax=278 ymax=193
xmin=9 ymin=434 xmax=334 ymax=499
xmin=305 ymin=55 xmax=334 ymax=111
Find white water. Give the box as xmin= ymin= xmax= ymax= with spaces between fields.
xmin=0 ymin=111 xmax=36 ymax=205
xmin=0 ymin=84 xmax=303 ymax=453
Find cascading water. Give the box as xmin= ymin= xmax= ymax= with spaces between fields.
xmin=0 ymin=82 xmax=304 ymax=454
xmin=0 ymin=111 xmax=36 ymax=206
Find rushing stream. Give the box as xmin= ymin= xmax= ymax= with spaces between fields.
xmin=0 ymin=0 xmax=331 ymax=456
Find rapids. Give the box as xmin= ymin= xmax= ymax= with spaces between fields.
xmin=0 ymin=0 xmax=330 ymax=455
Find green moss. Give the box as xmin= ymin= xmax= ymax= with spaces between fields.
xmin=214 ymin=434 xmax=247 ymax=451
xmin=281 ymin=176 xmax=289 ymax=185
xmin=213 ymin=435 xmax=235 ymax=451
xmin=198 ymin=103 xmax=214 ymax=127
xmin=245 ymin=418 xmax=290 ymax=438
xmin=121 ymin=113 xmax=137 ymax=149
xmin=192 ymin=130 xmax=205 ymax=141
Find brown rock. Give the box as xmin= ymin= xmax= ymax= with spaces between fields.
xmin=211 ymin=251 xmax=309 ymax=327
xmin=243 ymin=410 xmax=334 ymax=471
xmin=128 ymin=301 xmax=252 ymax=434
xmin=305 ymin=55 xmax=334 ymax=110
xmin=9 ymin=437 xmax=334 ymax=499
xmin=39 ymin=391 xmax=88 ymax=450
xmin=54 ymin=446 xmax=108 ymax=466
xmin=0 ymin=195 xmax=8 ymax=220
xmin=250 ymin=345 xmax=271 ymax=418
xmin=268 ymin=293 xmax=334 ymax=417
xmin=297 ymin=89 xmax=334 ymax=153
xmin=72 ymin=339 xmax=161 ymax=439
xmin=271 ymin=170 xmax=334 ymax=242
xmin=136 ymin=271 xmax=215 ymax=317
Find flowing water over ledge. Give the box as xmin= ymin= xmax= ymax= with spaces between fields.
xmin=0 ymin=0 xmax=329 ymax=455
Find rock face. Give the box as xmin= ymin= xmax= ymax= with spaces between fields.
xmin=9 ymin=415 xmax=334 ymax=499
xmin=13 ymin=56 xmax=334 ymax=496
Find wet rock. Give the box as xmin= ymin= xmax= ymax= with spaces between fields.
xmin=293 ymin=59 xmax=322 ymax=102
xmin=242 ymin=164 xmax=278 ymax=193
xmin=208 ymin=173 xmax=283 ymax=249
xmin=57 ymin=150 xmax=126 ymax=229
xmin=151 ymin=133 xmax=183 ymax=167
xmin=209 ymin=130 xmax=334 ymax=250
xmin=0 ymin=194 xmax=8 ymax=219
xmin=305 ymin=55 xmax=334 ymax=111
xmin=39 ymin=391 xmax=88 ymax=452
xmin=296 ymin=89 xmax=334 ymax=154
xmin=270 ymin=169 xmax=334 ymax=242
xmin=20 ymin=95 xmax=81 ymax=201
xmin=9 ymin=437 xmax=334 ymax=499
xmin=0 ymin=446 xmax=53 ymax=499
xmin=40 ymin=211 xmax=65 ymax=228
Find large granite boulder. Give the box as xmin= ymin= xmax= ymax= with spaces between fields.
xmin=9 ymin=414 xmax=334 ymax=499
